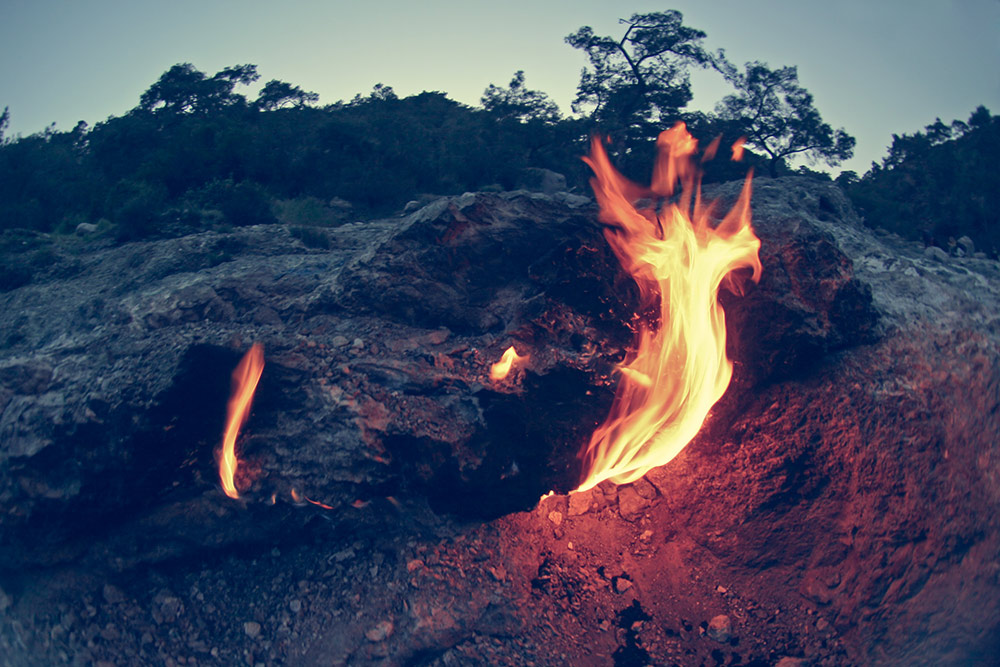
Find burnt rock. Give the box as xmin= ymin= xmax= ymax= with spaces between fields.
xmin=0 ymin=181 xmax=920 ymax=571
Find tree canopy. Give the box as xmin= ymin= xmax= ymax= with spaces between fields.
xmin=565 ymin=11 xmax=716 ymax=137
xmin=716 ymin=61 xmax=855 ymax=177
xmin=139 ymin=63 xmax=260 ymax=115
xmin=481 ymin=71 xmax=561 ymax=124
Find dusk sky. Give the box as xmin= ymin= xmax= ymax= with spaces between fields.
xmin=1 ymin=0 xmax=998 ymax=175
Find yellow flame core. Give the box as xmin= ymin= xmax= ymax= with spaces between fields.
xmin=576 ymin=124 xmax=762 ymax=492
xmin=490 ymin=345 xmax=527 ymax=381
xmin=219 ymin=343 xmax=265 ymax=499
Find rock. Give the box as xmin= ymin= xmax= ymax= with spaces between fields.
xmin=775 ymin=659 xmax=807 ymax=667
xmin=707 ymin=614 xmax=732 ymax=642
xmin=102 ymin=584 xmax=125 ymax=605
xmin=553 ymin=192 xmax=591 ymax=208
xmin=924 ymin=246 xmax=950 ymax=262
xmin=517 ymin=167 xmax=567 ymax=194
xmin=75 ymin=222 xmax=99 ymax=235
xmin=0 ymin=587 xmax=10 ymax=611
xmin=614 ymin=578 xmax=633 ymax=593
xmin=617 ymin=485 xmax=646 ymax=519
xmin=289 ymin=599 xmax=302 ymax=613
xmin=547 ymin=510 xmax=563 ymax=526
xmin=957 ymin=236 xmax=975 ymax=255
xmin=365 ymin=619 xmax=394 ymax=642
xmin=243 ymin=621 xmax=261 ymax=639
xmin=331 ymin=335 xmax=350 ymax=347
xmin=567 ymin=490 xmax=592 ymax=516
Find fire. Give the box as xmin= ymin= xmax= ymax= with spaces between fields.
xmin=490 ymin=345 xmax=528 ymax=381
xmin=577 ymin=123 xmax=762 ymax=491
xmin=219 ymin=343 xmax=265 ymax=499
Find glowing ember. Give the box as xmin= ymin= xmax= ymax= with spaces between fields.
xmin=577 ymin=123 xmax=762 ymax=491
xmin=219 ymin=343 xmax=264 ymax=499
xmin=490 ymin=345 xmax=528 ymax=381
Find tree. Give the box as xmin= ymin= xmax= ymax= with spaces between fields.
xmin=565 ymin=11 xmax=716 ymax=135
xmin=481 ymin=71 xmax=561 ymax=124
xmin=0 ymin=106 xmax=9 ymax=144
xmin=255 ymin=80 xmax=319 ymax=110
xmin=139 ymin=63 xmax=259 ymax=115
xmin=716 ymin=61 xmax=854 ymax=177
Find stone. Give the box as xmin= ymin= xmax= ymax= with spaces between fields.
xmin=331 ymin=335 xmax=350 ymax=347
xmin=547 ymin=510 xmax=563 ymax=526
xmin=957 ymin=236 xmax=975 ymax=255
xmin=102 ymin=584 xmax=125 ymax=605
xmin=75 ymin=222 xmax=99 ymax=235
xmin=289 ymin=599 xmax=302 ymax=613
xmin=244 ymin=621 xmax=261 ymax=639
xmin=924 ymin=246 xmax=950 ymax=262
xmin=614 ymin=578 xmax=633 ymax=593
xmin=567 ymin=490 xmax=592 ymax=516
xmin=617 ymin=485 xmax=646 ymax=519
xmin=775 ymin=659 xmax=807 ymax=667
xmin=517 ymin=167 xmax=567 ymax=194
xmin=707 ymin=614 xmax=732 ymax=642
xmin=365 ymin=619 xmax=394 ymax=642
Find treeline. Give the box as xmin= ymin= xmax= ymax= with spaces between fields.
xmin=0 ymin=10 xmax=994 ymax=253
xmin=838 ymin=106 xmax=1000 ymax=255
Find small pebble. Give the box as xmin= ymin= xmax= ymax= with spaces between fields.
xmin=547 ymin=510 xmax=563 ymax=526
xmin=365 ymin=620 xmax=394 ymax=642
xmin=244 ymin=621 xmax=261 ymax=639
xmin=289 ymin=599 xmax=302 ymax=613
xmin=707 ymin=614 xmax=732 ymax=642
xmin=332 ymin=335 xmax=350 ymax=348
xmin=614 ymin=578 xmax=633 ymax=593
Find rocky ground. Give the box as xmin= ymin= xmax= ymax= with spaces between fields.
xmin=1 ymin=178 xmax=999 ymax=666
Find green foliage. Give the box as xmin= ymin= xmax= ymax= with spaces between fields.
xmin=194 ymin=179 xmax=276 ymax=227
xmin=481 ymin=71 xmax=561 ymax=124
xmin=845 ymin=106 xmax=1000 ymax=253
xmin=139 ymin=63 xmax=259 ymax=115
xmin=255 ymin=80 xmax=319 ymax=110
xmin=0 ymin=106 xmax=9 ymax=144
xmin=108 ymin=179 xmax=168 ymax=241
xmin=716 ymin=61 xmax=855 ymax=177
xmin=565 ymin=11 xmax=715 ymax=138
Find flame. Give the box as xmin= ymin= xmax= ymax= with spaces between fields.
xmin=577 ymin=123 xmax=762 ymax=491
xmin=490 ymin=345 xmax=528 ymax=381
xmin=219 ymin=344 xmax=264 ymax=499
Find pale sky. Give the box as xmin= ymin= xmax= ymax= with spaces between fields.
xmin=1 ymin=0 xmax=998 ymax=175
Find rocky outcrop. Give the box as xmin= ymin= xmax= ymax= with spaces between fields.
xmin=1 ymin=177 xmax=998 ymax=664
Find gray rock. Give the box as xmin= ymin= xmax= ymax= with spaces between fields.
xmin=243 ymin=621 xmax=261 ymax=638
xmin=924 ymin=246 xmax=950 ymax=262
xmin=518 ymin=168 xmax=567 ymax=194
xmin=75 ymin=222 xmax=99 ymax=235
xmin=957 ymin=235 xmax=975 ymax=255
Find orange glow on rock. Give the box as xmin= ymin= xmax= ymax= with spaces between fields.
xmin=490 ymin=345 xmax=528 ymax=381
xmin=577 ymin=123 xmax=762 ymax=491
xmin=219 ymin=344 xmax=264 ymax=499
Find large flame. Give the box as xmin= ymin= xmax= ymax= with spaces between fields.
xmin=219 ymin=343 xmax=264 ymax=499
xmin=577 ymin=123 xmax=762 ymax=492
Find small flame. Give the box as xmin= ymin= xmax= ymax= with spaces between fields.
xmin=219 ymin=344 xmax=264 ymax=499
xmin=490 ymin=345 xmax=528 ymax=381
xmin=577 ymin=123 xmax=762 ymax=491
xmin=731 ymin=137 xmax=746 ymax=162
